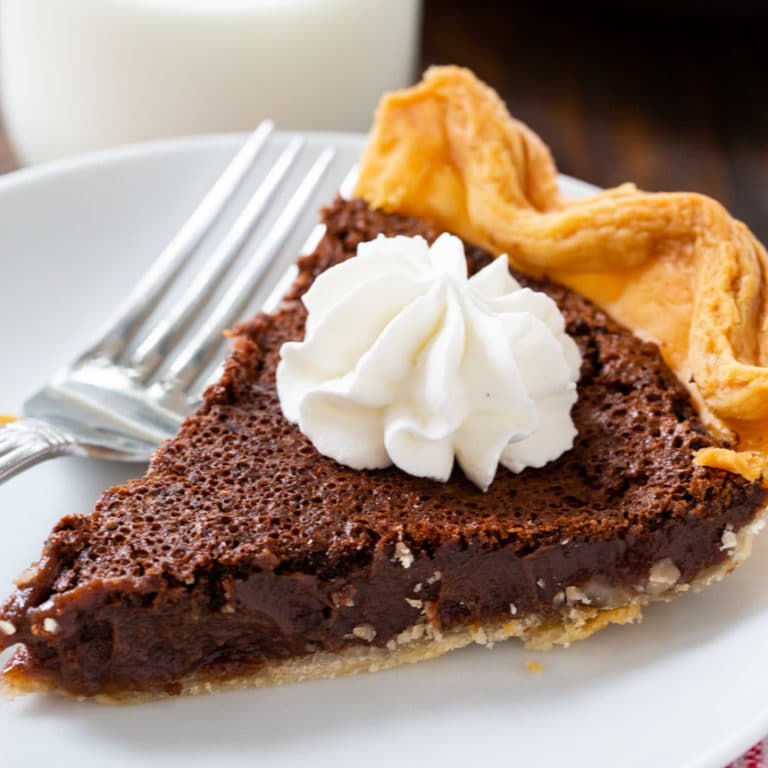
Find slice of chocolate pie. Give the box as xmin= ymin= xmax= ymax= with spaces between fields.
xmin=2 ymin=68 xmax=767 ymax=702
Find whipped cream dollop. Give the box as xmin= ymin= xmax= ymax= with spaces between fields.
xmin=276 ymin=234 xmax=581 ymax=491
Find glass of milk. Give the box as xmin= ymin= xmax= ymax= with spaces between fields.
xmin=0 ymin=0 xmax=422 ymax=165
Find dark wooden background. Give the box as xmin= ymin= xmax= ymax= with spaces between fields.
xmin=420 ymin=2 xmax=768 ymax=241
xmin=0 ymin=2 xmax=766 ymax=240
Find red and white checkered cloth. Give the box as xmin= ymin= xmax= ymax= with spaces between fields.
xmin=729 ymin=741 xmax=766 ymax=767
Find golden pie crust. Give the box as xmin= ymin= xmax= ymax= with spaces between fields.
xmin=357 ymin=66 xmax=768 ymax=483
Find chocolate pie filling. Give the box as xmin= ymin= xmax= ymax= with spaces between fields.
xmin=0 ymin=198 xmax=763 ymax=698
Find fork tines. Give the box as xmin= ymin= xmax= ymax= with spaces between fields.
xmin=77 ymin=124 xmax=336 ymax=403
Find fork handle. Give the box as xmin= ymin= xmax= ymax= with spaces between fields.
xmin=0 ymin=418 xmax=77 ymax=484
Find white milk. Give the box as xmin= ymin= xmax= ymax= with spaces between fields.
xmin=0 ymin=0 xmax=422 ymax=164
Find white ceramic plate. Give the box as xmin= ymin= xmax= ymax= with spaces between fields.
xmin=0 ymin=133 xmax=765 ymax=768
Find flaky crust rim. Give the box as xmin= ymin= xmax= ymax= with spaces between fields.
xmin=356 ymin=66 xmax=768 ymax=482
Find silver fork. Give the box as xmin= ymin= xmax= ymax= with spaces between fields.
xmin=0 ymin=123 xmax=350 ymax=484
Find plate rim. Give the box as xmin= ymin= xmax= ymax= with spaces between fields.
xmin=0 ymin=129 xmax=601 ymax=201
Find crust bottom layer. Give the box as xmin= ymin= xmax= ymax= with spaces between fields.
xmin=3 ymin=506 xmax=764 ymax=705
